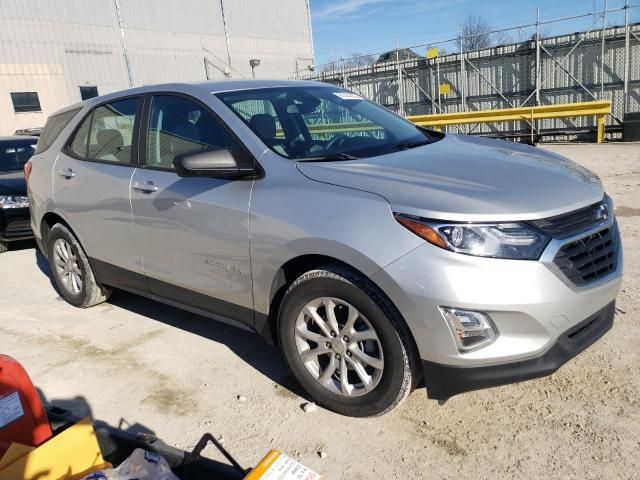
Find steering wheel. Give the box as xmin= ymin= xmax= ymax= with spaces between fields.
xmin=326 ymin=133 xmax=350 ymax=153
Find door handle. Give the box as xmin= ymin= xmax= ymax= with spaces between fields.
xmin=57 ymin=168 xmax=75 ymax=179
xmin=133 ymin=181 xmax=159 ymax=193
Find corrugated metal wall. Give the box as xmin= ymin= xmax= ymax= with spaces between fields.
xmin=0 ymin=0 xmax=314 ymax=134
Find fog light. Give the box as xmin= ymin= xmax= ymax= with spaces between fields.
xmin=439 ymin=307 xmax=497 ymax=352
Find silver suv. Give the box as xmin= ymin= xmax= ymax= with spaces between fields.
xmin=27 ymin=81 xmax=622 ymax=417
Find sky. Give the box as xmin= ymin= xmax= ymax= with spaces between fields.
xmin=309 ymin=0 xmax=639 ymax=66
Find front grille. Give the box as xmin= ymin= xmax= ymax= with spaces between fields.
xmin=553 ymin=222 xmax=619 ymax=286
xmin=529 ymin=198 xmax=609 ymax=238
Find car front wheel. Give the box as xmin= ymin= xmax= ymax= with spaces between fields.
xmin=278 ymin=265 xmax=420 ymax=417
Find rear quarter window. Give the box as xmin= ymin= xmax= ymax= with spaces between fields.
xmin=35 ymin=108 xmax=82 ymax=154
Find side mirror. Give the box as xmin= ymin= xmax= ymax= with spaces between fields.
xmin=173 ymin=147 xmax=256 ymax=179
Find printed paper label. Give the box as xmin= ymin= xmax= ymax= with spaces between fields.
xmin=333 ymin=92 xmax=362 ymax=101
xmin=0 ymin=391 xmax=24 ymax=429
xmin=258 ymin=452 xmax=320 ymax=480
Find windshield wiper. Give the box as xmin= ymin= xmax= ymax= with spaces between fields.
xmin=396 ymin=140 xmax=432 ymax=150
xmin=298 ymin=152 xmax=359 ymax=162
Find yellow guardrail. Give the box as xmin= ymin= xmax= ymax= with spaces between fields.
xmin=277 ymin=123 xmax=381 ymax=137
xmin=407 ymin=100 xmax=612 ymax=143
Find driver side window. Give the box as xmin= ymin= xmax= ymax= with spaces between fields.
xmin=146 ymin=95 xmax=233 ymax=169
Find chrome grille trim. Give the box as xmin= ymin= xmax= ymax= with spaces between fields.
xmin=552 ymin=223 xmax=620 ymax=287
xmin=529 ymin=197 xmax=609 ymax=239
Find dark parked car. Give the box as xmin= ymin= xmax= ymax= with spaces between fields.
xmin=14 ymin=127 xmax=42 ymax=137
xmin=0 ymin=136 xmax=38 ymax=252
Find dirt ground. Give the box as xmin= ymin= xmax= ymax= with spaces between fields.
xmin=1 ymin=143 xmax=638 ymax=479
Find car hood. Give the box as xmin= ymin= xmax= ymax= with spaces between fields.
xmin=296 ymin=134 xmax=603 ymax=222
xmin=0 ymin=171 xmax=27 ymax=196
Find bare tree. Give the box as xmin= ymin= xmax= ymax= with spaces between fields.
xmin=319 ymin=60 xmax=339 ymax=74
xmin=528 ymin=29 xmax=550 ymax=42
xmin=493 ymin=30 xmax=513 ymax=47
xmin=318 ymin=53 xmax=375 ymax=74
xmin=457 ymin=15 xmax=492 ymax=51
xmin=344 ymin=53 xmax=376 ymax=69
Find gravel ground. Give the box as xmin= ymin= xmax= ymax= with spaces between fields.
xmin=1 ymin=143 xmax=638 ymax=479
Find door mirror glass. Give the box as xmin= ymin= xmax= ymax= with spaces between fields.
xmin=173 ymin=147 xmax=255 ymax=178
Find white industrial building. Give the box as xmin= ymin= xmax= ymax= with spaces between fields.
xmin=0 ymin=0 xmax=315 ymax=135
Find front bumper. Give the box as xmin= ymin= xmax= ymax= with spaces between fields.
xmin=372 ymin=212 xmax=622 ymax=399
xmin=422 ymin=301 xmax=615 ymax=399
xmin=0 ymin=206 xmax=32 ymax=242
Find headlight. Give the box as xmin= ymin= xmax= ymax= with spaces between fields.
xmin=0 ymin=195 xmax=29 ymax=209
xmin=394 ymin=214 xmax=549 ymax=260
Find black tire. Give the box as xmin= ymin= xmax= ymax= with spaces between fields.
xmin=278 ymin=264 xmax=420 ymax=417
xmin=0 ymin=241 xmax=7 ymax=254
xmin=47 ymin=223 xmax=111 ymax=308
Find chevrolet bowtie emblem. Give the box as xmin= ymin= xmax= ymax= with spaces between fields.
xmin=596 ymin=203 xmax=608 ymax=222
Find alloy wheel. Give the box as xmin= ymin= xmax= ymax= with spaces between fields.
xmin=53 ymin=238 xmax=83 ymax=295
xmin=294 ymin=297 xmax=384 ymax=397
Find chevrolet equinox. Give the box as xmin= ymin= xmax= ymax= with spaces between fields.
xmin=27 ymin=81 xmax=623 ymax=417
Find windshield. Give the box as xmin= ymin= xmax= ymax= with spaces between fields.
xmin=216 ymin=86 xmax=441 ymax=160
xmin=0 ymin=141 xmax=36 ymax=172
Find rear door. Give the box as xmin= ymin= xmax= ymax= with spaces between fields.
xmin=130 ymin=94 xmax=255 ymax=326
xmin=52 ymin=97 xmax=145 ymax=289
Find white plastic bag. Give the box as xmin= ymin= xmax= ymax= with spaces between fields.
xmin=81 ymin=448 xmax=180 ymax=480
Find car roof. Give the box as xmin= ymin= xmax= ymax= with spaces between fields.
xmin=47 ymin=79 xmax=330 ymax=118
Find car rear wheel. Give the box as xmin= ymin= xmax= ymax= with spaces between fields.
xmin=47 ymin=223 xmax=111 ymax=307
xmin=278 ymin=265 xmax=420 ymax=417
xmin=0 ymin=241 xmax=7 ymax=254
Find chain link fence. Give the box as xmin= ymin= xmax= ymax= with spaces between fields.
xmin=300 ymin=4 xmax=640 ymax=141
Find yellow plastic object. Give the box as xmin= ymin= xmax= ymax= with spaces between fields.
xmin=0 ymin=417 xmax=110 ymax=480
xmin=407 ymin=100 xmax=612 ymax=143
xmin=0 ymin=444 xmax=34 ymax=470
xmin=245 ymin=450 xmax=320 ymax=480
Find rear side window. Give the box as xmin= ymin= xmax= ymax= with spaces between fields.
xmin=35 ymin=108 xmax=81 ymax=153
xmin=67 ymin=98 xmax=140 ymax=164
xmin=146 ymin=95 xmax=233 ymax=169
xmin=69 ymin=115 xmax=91 ymax=158
xmin=0 ymin=142 xmax=36 ymax=172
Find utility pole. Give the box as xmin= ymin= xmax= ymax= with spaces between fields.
xmin=437 ymin=60 xmax=441 ymax=112
xmin=396 ymin=43 xmax=405 ymax=116
xmin=219 ymin=0 xmax=232 ymax=71
xmin=600 ymin=0 xmax=608 ymax=98
xmin=459 ymin=26 xmax=466 ymax=133
xmin=623 ymin=0 xmax=630 ymax=114
xmin=113 ymin=0 xmax=134 ymax=87
xmin=341 ymin=50 xmax=347 ymax=89
xmin=535 ymin=8 xmax=541 ymax=106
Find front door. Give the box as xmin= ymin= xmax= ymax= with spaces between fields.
xmin=131 ymin=94 xmax=255 ymax=326
xmin=52 ymin=97 xmax=145 ymax=287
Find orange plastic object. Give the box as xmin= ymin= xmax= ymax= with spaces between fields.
xmin=0 ymin=355 xmax=52 ymax=456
